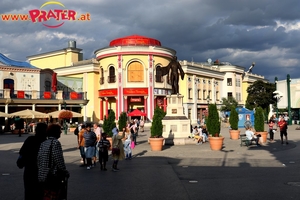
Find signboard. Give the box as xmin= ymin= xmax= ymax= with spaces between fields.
xmin=130 ymin=97 xmax=141 ymax=102
xmin=98 ymin=89 xmax=118 ymax=97
xmin=123 ymin=88 xmax=148 ymax=95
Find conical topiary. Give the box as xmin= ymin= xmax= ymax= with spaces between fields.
xmin=103 ymin=110 xmax=116 ymax=137
xmin=206 ymin=103 xmax=221 ymax=137
xmin=229 ymin=106 xmax=239 ymax=130
xmin=118 ymin=112 xmax=127 ymax=132
xmin=254 ymin=107 xmax=264 ymax=132
xmin=150 ymin=106 xmax=166 ymax=138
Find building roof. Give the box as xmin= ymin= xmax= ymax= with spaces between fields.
xmin=109 ymin=34 xmax=161 ymax=47
xmin=0 ymin=53 xmax=37 ymax=69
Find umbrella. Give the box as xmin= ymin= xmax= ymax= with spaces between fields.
xmin=0 ymin=111 xmax=11 ymax=118
xmin=48 ymin=110 xmax=82 ymax=118
xmin=127 ymin=109 xmax=146 ymax=117
xmin=10 ymin=109 xmax=49 ymax=118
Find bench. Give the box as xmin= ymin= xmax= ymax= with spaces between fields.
xmin=240 ymin=134 xmax=254 ymax=147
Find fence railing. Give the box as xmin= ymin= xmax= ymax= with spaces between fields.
xmin=0 ymin=89 xmax=87 ymax=100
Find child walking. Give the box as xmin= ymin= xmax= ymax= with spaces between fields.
xmin=98 ymin=133 xmax=111 ymax=171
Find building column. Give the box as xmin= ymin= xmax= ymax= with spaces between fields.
xmin=32 ymin=104 xmax=36 ymax=111
xmin=163 ymin=97 xmax=167 ymax=112
xmin=100 ymin=98 xmax=103 ymax=120
xmin=124 ymin=96 xmax=128 ymax=113
xmin=144 ymin=96 xmax=148 ymax=117
xmin=115 ymin=97 xmax=118 ymax=120
xmin=105 ymin=97 xmax=109 ymax=118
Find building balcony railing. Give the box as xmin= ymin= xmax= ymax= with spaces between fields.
xmin=0 ymin=89 xmax=88 ymax=100
xmin=100 ymin=77 xmax=104 ymax=85
xmin=107 ymin=75 xmax=116 ymax=83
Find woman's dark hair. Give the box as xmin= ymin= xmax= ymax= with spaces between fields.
xmin=35 ymin=122 xmax=48 ymax=139
xmin=46 ymin=124 xmax=62 ymax=138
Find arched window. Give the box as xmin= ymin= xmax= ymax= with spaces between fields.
xmin=128 ymin=62 xmax=144 ymax=82
xmin=108 ymin=66 xmax=116 ymax=83
xmin=4 ymin=79 xmax=14 ymax=97
xmin=100 ymin=68 xmax=104 ymax=84
xmin=155 ymin=66 xmax=163 ymax=82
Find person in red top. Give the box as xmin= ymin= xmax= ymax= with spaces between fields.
xmin=268 ymin=119 xmax=275 ymax=142
xmin=277 ymin=116 xmax=288 ymax=144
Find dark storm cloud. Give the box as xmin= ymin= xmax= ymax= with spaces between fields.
xmin=1 ymin=0 xmax=300 ymax=81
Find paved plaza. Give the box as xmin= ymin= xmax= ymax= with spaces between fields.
xmin=1 ymin=124 xmax=300 ymax=200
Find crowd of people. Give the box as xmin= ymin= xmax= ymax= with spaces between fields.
xmin=17 ymin=117 xmax=143 ymax=199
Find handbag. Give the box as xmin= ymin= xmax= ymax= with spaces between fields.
xmin=112 ymin=146 xmax=120 ymax=155
xmin=45 ymin=140 xmax=68 ymax=188
xmin=130 ymin=141 xmax=135 ymax=149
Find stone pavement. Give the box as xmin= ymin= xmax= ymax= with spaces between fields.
xmin=1 ymin=125 xmax=300 ymax=200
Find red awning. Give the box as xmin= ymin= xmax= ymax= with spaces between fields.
xmin=127 ymin=109 xmax=146 ymax=117
xmin=51 ymin=73 xmax=57 ymax=92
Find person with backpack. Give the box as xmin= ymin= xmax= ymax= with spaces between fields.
xmin=83 ymin=124 xmax=97 ymax=170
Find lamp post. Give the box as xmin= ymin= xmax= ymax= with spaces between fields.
xmin=287 ymin=74 xmax=292 ymax=125
xmin=274 ymin=77 xmax=278 ymax=119
xmin=64 ymin=101 xmax=67 ymax=135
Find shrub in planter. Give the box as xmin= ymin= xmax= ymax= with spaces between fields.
xmin=206 ymin=103 xmax=221 ymax=137
xmin=103 ymin=110 xmax=116 ymax=137
xmin=150 ymin=106 xmax=166 ymax=138
xmin=254 ymin=107 xmax=265 ymax=132
xmin=118 ymin=112 xmax=127 ymax=132
xmin=229 ymin=106 xmax=239 ymax=130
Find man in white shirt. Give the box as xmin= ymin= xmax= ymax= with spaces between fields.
xmin=245 ymin=126 xmax=260 ymax=146
xmin=93 ymin=123 xmax=102 ymax=166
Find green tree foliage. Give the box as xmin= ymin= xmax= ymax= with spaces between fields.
xmin=245 ymin=80 xmax=276 ymax=110
xmin=103 ymin=110 xmax=116 ymax=137
xmin=206 ymin=104 xmax=220 ymax=137
xmin=220 ymin=97 xmax=238 ymax=112
xmin=254 ymin=107 xmax=265 ymax=132
xmin=150 ymin=106 xmax=166 ymax=138
xmin=229 ymin=106 xmax=239 ymax=130
xmin=118 ymin=112 xmax=127 ymax=132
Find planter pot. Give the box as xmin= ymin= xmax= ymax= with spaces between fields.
xmin=209 ymin=136 xmax=224 ymax=151
xmin=257 ymin=131 xmax=268 ymax=144
xmin=229 ymin=130 xmax=240 ymax=140
xmin=149 ymin=137 xmax=165 ymax=151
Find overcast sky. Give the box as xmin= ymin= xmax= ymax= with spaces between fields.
xmin=1 ymin=0 xmax=300 ymax=82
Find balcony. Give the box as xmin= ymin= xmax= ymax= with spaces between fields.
xmin=107 ymin=75 xmax=116 ymax=83
xmin=0 ymin=89 xmax=88 ymax=100
xmin=100 ymin=77 xmax=104 ymax=85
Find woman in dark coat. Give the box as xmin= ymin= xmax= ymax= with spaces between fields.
xmin=18 ymin=122 xmax=48 ymax=200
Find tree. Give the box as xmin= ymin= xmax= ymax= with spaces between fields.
xmin=229 ymin=106 xmax=239 ymax=130
xmin=254 ymin=107 xmax=265 ymax=132
xmin=103 ymin=110 xmax=116 ymax=137
xmin=206 ymin=104 xmax=220 ymax=137
xmin=220 ymin=97 xmax=238 ymax=112
xmin=118 ymin=112 xmax=127 ymax=132
xmin=245 ymin=80 xmax=276 ymax=111
xmin=150 ymin=106 xmax=166 ymax=138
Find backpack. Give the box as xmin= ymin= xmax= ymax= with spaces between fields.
xmin=74 ymin=127 xmax=79 ymax=135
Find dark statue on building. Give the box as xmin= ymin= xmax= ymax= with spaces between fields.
xmin=161 ymin=56 xmax=185 ymax=94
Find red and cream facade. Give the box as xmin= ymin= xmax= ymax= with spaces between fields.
xmin=95 ymin=35 xmax=174 ymax=120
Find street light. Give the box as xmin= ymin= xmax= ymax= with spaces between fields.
xmin=63 ymin=101 xmax=67 ymax=135
xmin=287 ymin=74 xmax=292 ymax=125
xmin=274 ymin=77 xmax=278 ymax=119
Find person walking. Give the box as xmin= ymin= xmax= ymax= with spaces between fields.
xmin=268 ymin=119 xmax=275 ymax=142
xmin=83 ymin=124 xmax=97 ymax=170
xmin=18 ymin=122 xmax=48 ymax=200
xmin=78 ymin=124 xmax=86 ymax=166
xmin=139 ymin=119 xmax=145 ymax=132
xmin=278 ymin=116 xmax=288 ymax=144
xmin=111 ymin=126 xmax=125 ymax=171
xmin=38 ymin=124 xmax=69 ymax=200
xmin=93 ymin=123 xmax=101 ymax=166
xmin=124 ymin=130 xmax=132 ymax=160
xmin=98 ymin=132 xmax=110 ymax=171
